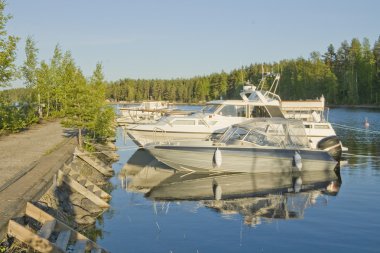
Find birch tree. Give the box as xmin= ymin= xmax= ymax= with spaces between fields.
xmin=0 ymin=0 xmax=18 ymax=87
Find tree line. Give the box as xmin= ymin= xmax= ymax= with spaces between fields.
xmin=0 ymin=0 xmax=114 ymax=143
xmin=107 ymin=36 xmax=380 ymax=105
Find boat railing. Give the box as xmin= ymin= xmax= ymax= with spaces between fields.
xmin=153 ymin=127 xmax=170 ymax=144
xmin=127 ymin=109 xmax=140 ymax=123
xmin=263 ymin=91 xmax=282 ymax=102
xmin=282 ymin=109 xmax=327 ymax=123
xmin=258 ymin=73 xmax=281 ymax=102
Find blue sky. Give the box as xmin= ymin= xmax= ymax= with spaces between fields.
xmin=6 ymin=0 xmax=380 ymax=84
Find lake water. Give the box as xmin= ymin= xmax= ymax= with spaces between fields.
xmin=98 ymin=107 xmax=380 ymax=253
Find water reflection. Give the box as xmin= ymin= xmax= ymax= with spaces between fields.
xmin=99 ymin=108 xmax=380 ymax=253
xmin=119 ymin=149 xmax=341 ymax=227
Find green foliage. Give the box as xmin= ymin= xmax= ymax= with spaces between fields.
xmin=0 ymin=46 xmax=115 ymax=140
xmin=0 ymin=4 xmax=115 ymax=140
xmin=61 ymin=67 xmax=95 ymax=133
xmin=87 ymin=63 xmax=115 ymax=140
xmin=0 ymin=99 xmax=38 ymax=133
xmin=61 ymin=62 xmax=115 ymax=145
xmin=0 ymin=0 xmax=19 ymax=87
xmin=21 ymin=36 xmax=38 ymax=88
xmin=92 ymin=106 xmax=115 ymax=140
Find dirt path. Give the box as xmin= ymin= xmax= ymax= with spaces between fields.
xmin=0 ymin=120 xmax=68 ymax=188
xmin=0 ymin=120 xmax=77 ymax=239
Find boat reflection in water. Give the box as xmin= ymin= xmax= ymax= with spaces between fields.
xmin=120 ymin=150 xmax=341 ymax=226
xmin=118 ymin=149 xmax=175 ymax=193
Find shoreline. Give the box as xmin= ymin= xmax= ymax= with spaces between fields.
xmin=327 ymin=104 xmax=380 ymax=109
xmin=110 ymin=101 xmax=380 ymax=109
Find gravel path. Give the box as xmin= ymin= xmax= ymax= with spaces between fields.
xmin=0 ymin=120 xmax=68 ymax=188
xmin=0 ymin=120 xmax=77 ymax=239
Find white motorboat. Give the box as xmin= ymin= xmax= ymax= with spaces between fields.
xmin=116 ymin=101 xmax=171 ymax=125
xmin=146 ymin=118 xmax=341 ymax=174
xmin=126 ymin=74 xmax=338 ymax=148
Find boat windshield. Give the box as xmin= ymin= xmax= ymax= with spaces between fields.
xmin=201 ymin=104 xmax=220 ymax=114
xmin=219 ymin=119 xmax=310 ymax=148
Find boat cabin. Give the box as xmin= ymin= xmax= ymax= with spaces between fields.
xmin=218 ymin=118 xmax=310 ymax=149
xmin=204 ymin=100 xmax=284 ymax=119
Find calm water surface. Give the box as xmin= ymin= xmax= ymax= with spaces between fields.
xmin=98 ymin=107 xmax=380 ymax=253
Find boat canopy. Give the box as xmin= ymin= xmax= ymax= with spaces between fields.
xmin=219 ymin=118 xmax=310 ymax=149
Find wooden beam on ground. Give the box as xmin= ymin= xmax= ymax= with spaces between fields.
xmin=7 ymin=220 xmax=64 ymax=253
xmin=58 ymin=170 xmax=110 ymax=208
xmin=75 ymin=150 xmax=113 ymax=176
xmin=13 ymin=203 xmax=109 ymax=252
xmin=25 ymin=202 xmax=55 ymax=223
xmin=73 ymin=174 xmax=111 ymax=200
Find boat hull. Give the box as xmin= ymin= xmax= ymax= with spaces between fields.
xmin=126 ymin=129 xmax=221 ymax=146
xmin=147 ymin=145 xmax=338 ymax=173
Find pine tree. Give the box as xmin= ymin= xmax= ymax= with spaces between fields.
xmin=323 ymin=44 xmax=336 ymax=69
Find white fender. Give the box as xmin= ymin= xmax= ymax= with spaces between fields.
xmin=213 ymin=148 xmax=222 ymax=168
xmin=212 ymin=179 xmax=222 ymax=200
xmin=294 ymin=151 xmax=302 ymax=171
xmin=293 ymin=177 xmax=302 ymax=193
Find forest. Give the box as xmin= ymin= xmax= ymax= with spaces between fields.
xmin=107 ymin=37 xmax=380 ymax=105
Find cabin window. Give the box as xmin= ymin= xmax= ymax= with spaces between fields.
xmin=304 ymin=124 xmax=312 ymax=128
xmin=250 ymin=106 xmax=270 ymax=118
xmin=171 ymin=120 xmax=196 ymax=125
xmin=218 ymin=105 xmax=246 ymax=117
xmin=202 ymin=104 xmax=220 ymax=114
xmin=221 ymin=127 xmax=249 ymax=143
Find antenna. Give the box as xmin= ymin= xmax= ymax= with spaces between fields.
xmin=258 ymin=63 xmax=265 ymax=91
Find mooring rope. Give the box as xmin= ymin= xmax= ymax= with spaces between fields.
xmin=116 ymin=146 xmax=141 ymax=151
xmin=331 ymin=123 xmax=380 ymax=135
xmin=342 ymin=153 xmax=380 ymax=160
xmin=344 ymin=153 xmax=376 ymax=158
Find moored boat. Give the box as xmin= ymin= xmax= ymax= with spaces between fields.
xmin=116 ymin=101 xmax=171 ymax=125
xmin=126 ymin=73 xmax=340 ymax=148
xmin=145 ymin=118 xmax=341 ymax=173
